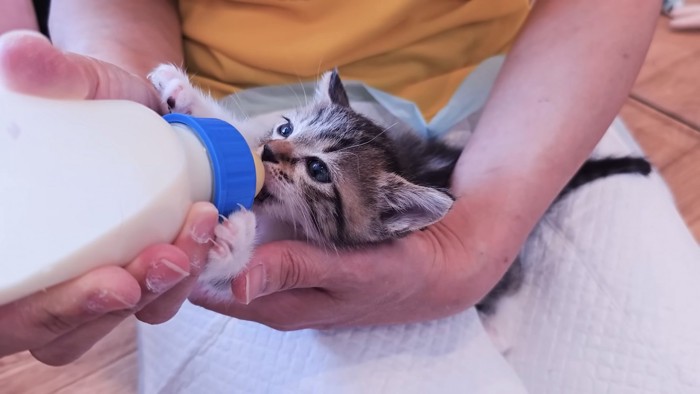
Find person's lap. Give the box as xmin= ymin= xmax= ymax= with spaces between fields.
xmin=138 ymin=58 xmax=700 ymax=393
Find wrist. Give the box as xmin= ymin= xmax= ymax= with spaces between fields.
xmin=431 ymin=194 xmax=531 ymax=307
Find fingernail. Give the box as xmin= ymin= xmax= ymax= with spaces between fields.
xmin=190 ymin=216 xmax=215 ymax=245
xmin=244 ymin=265 xmax=266 ymax=305
xmin=85 ymin=290 xmax=136 ymax=314
xmin=146 ymin=259 xmax=190 ymax=294
xmin=0 ymin=30 xmax=50 ymax=46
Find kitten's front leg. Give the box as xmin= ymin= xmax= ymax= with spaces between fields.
xmin=149 ymin=65 xmax=260 ymax=301
xmin=148 ymin=63 xmax=239 ymax=125
xmin=196 ymin=209 xmax=258 ymax=302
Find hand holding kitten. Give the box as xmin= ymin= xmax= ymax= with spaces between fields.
xmin=190 ymin=202 xmax=502 ymax=330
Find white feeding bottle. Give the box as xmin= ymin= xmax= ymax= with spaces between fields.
xmin=0 ymin=89 xmax=264 ymax=305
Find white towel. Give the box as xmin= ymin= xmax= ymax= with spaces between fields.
xmin=502 ymin=120 xmax=700 ymax=393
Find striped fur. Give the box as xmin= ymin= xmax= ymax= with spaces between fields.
xmin=256 ymin=72 xmax=456 ymax=247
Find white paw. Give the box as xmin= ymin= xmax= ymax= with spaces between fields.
xmin=481 ymin=312 xmax=515 ymax=355
xmin=148 ymin=63 xmax=202 ymax=115
xmin=478 ymin=291 xmax=528 ymax=355
xmin=148 ymin=63 xmax=247 ymax=128
xmin=197 ymin=209 xmax=257 ymax=301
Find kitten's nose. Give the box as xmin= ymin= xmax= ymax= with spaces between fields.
xmin=261 ymin=144 xmax=279 ymax=163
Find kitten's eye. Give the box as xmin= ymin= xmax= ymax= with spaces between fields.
xmin=276 ymin=118 xmax=293 ymax=138
xmin=306 ymin=158 xmax=331 ymax=183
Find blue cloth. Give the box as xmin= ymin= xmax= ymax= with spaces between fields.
xmin=663 ymin=0 xmax=684 ymax=14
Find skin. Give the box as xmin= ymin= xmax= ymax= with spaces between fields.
xmin=0 ymin=0 xmax=660 ymax=363
xmin=0 ymin=1 xmax=218 ymax=366
xmin=0 ymin=0 xmax=38 ymax=33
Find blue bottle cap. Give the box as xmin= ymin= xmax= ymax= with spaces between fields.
xmin=164 ymin=113 xmax=257 ymax=216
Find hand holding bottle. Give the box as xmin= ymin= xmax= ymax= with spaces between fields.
xmin=0 ymin=31 xmax=218 ymax=365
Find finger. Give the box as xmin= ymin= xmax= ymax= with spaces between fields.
xmin=135 ymin=202 xmax=219 ymax=324
xmin=30 ymin=316 xmax=128 ymax=366
xmin=30 ymin=243 xmax=191 ymax=365
xmin=230 ymin=240 xmax=341 ymax=305
xmin=0 ymin=266 xmax=140 ymax=360
xmin=32 ymin=203 xmax=218 ymax=364
xmin=190 ymin=287 xmax=341 ymax=331
xmin=0 ymin=31 xmax=160 ymax=109
xmin=232 ymin=234 xmax=436 ymax=304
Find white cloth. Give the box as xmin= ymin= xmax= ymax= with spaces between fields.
xmin=498 ymin=120 xmax=700 ymax=393
xmin=139 ymin=306 xmax=525 ymax=393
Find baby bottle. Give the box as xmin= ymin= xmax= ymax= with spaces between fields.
xmin=0 ymin=89 xmax=264 ymax=304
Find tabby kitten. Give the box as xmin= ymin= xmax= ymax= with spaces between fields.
xmin=149 ymin=65 xmax=651 ymax=315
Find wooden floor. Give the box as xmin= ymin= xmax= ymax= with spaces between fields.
xmin=1 ymin=16 xmax=699 ymax=394
xmin=622 ymin=17 xmax=700 ymax=238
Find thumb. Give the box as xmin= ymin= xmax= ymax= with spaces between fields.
xmin=0 ymin=31 xmax=159 ymax=109
xmin=232 ymin=240 xmax=336 ymax=304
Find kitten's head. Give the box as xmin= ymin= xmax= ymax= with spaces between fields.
xmin=255 ymin=71 xmax=454 ymax=247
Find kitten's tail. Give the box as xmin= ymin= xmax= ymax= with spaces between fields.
xmin=558 ymin=157 xmax=652 ymax=200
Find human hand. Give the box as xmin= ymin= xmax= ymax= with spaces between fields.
xmin=189 ymin=202 xmax=513 ymax=330
xmin=0 ymin=30 xmax=160 ymax=109
xmin=0 ymin=31 xmax=217 ymax=364
xmin=0 ymin=202 xmax=218 ymax=365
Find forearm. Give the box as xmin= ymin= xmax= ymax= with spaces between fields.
xmin=49 ymin=0 xmax=182 ymax=78
xmin=0 ymin=0 xmax=38 ymax=34
xmin=450 ymin=1 xmax=659 ymax=282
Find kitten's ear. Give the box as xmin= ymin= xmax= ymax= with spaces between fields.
xmin=378 ymin=173 xmax=454 ymax=236
xmin=315 ymin=69 xmax=350 ymax=107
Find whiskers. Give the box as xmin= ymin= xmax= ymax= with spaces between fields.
xmin=286 ymin=83 xmax=304 ymax=109
xmin=297 ymin=75 xmax=308 ymax=106
xmin=228 ymin=93 xmax=251 ymax=122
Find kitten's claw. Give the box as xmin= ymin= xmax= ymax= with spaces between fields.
xmin=196 ymin=209 xmax=257 ymax=301
xmin=148 ymin=63 xmax=244 ymax=125
xmin=148 ymin=64 xmax=194 ymax=115
xmin=209 ymin=209 xmax=256 ymax=262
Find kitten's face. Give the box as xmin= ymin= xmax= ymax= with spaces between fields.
xmin=254 ymin=71 xmax=453 ymax=247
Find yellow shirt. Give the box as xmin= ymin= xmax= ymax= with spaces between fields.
xmin=179 ymin=0 xmax=529 ymax=120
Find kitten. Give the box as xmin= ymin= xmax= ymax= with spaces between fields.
xmin=149 ymin=64 xmax=651 ymax=325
